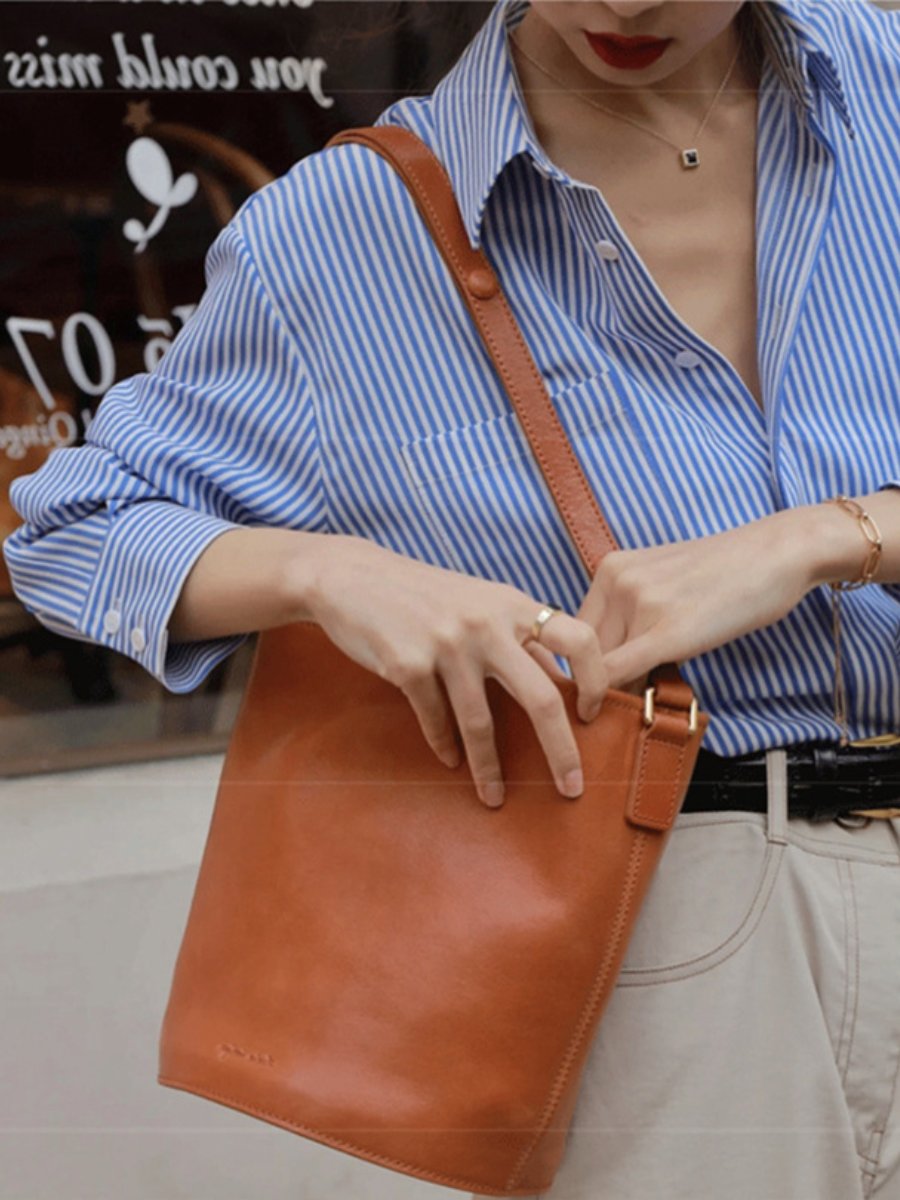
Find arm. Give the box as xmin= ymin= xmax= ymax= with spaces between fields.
xmin=167 ymin=525 xmax=351 ymax=642
xmin=2 ymin=214 xmax=328 ymax=692
xmin=805 ymin=484 xmax=900 ymax=599
xmin=576 ymin=487 xmax=900 ymax=691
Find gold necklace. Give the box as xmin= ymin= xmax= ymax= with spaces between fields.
xmin=509 ymin=30 xmax=743 ymax=169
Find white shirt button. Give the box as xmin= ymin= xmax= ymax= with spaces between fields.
xmin=595 ymin=239 xmax=620 ymax=261
xmin=674 ymin=349 xmax=702 ymax=369
xmin=103 ymin=610 xmax=121 ymax=634
xmin=130 ymin=627 xmax=146 ymax=652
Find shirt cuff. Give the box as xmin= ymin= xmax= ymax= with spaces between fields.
xmin=79 ymin=499 xmax=250 ymax=692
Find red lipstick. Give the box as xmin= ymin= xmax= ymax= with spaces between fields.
xmin=584 ymin=30 xmax=672 ymax=70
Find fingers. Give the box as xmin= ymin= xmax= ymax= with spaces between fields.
xmin=602 ymin=628 xmax=668 ymax=692
xmin=522 ymin=638 xmax=570 ymax=684
xmin=522 ymin=609 xmax=610 ymax=723
xmin=399 ymin=669 xmax=463 ymax=770
xmin=443 ymin=638 xmax=589 ymax=808
xmin=439 ymin=659 xmax=511 ymax=807
xmin=388 ymin=588 xmax=613 ymax=811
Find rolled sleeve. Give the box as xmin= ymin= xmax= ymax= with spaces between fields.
xmin=79 ymin=500 xmax=249 ymax=692
xmin=3 ymin=208 xmax=327 ymax=691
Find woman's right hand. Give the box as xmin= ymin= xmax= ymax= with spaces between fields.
xmin=295 ymin=534 xmax=611 ymax=809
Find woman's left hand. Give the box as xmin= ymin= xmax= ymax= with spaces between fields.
xmin=575 ymin=507 xmax=822 ymax=694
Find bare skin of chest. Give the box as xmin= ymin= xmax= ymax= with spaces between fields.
xmin=537 ymin=97 xmax=764 ymax=411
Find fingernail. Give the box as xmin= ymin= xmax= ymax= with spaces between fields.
xmin=441 ymin=747 xmax=461 ymax=769
xmin=586 ymin=701 xmax=602 ymax=722
xmin=483 ymin=782 xmax=505 ymax=808
xmin=562 ymin=769 xmax=583 ymax=798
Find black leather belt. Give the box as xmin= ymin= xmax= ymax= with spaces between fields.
xmin=680 ymin=741 xmax=900 ymax=822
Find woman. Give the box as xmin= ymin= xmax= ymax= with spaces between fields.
xmin=5 ymin=0 xmax=900 ymax=1195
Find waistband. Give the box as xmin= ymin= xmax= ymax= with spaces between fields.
xmin=681 ymin=741 xmax=900 ymax=822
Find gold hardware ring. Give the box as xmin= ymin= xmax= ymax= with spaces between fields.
xmin=643 ymin=685 xmax=699 ymax=734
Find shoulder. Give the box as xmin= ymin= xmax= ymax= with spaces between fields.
xmin=792 ymin=0 xmax=900 ymax=147
xmin=223 ymin=93 xmax=441 ymax=276
xmin=837 ymin=0 xmax=899 ymax=45
xmin=809 ymin=0 xmax=899 ymax=66
xmin=192 ymin=94 xmax=447 ymax=332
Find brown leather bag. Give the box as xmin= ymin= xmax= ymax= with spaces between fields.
xmin=157 ymin=125 xmax=710 ymax=1197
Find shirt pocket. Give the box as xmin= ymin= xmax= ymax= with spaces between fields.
xmin=397 ymin=367 xmax=629 ymax=585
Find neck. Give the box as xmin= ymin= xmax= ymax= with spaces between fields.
xmin=510 ymin=4 xmax=762 ymax=132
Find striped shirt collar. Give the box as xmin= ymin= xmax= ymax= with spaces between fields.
xmin=432 ymin=0 xmax=859 ymax=250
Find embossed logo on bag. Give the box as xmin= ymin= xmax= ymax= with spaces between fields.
xmin=216 ymin=1042 xmax=275 ymax=1067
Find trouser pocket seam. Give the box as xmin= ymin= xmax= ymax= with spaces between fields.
xmin=617 ymin=841 xmax=786 ymax=987
xmin=836 ymin=857 xmax=860 ymax=1085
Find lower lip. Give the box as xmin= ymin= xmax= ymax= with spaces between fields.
xmin=584 ymin=32 xmax=671 ymax=70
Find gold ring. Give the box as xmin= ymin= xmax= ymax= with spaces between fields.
xmin=529 ymin=604 xmax=562 ymax=644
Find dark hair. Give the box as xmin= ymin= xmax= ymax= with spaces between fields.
xmin=736 ymin=1 xmax=767 ymax=82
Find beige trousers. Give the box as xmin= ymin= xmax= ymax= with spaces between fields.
xmin=473 ymin=748 xmax=900 ymax=1200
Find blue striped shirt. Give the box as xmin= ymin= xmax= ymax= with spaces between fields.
xmin=4 ymin=0 xmax=900 ymax=756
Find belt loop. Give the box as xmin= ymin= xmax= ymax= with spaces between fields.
xmin=765 ymin=748 xmax=789 ymax=843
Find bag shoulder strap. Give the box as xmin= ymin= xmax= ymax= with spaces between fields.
xmin=325 ymin=123 xmax=694 ymax=709
xmin=326 ymin=123 xmax=618 ymax=574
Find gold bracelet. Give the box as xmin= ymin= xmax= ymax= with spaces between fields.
xmin=825 ymin=494 xmax=884 ymax=746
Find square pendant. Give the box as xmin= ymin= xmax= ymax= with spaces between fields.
xmin=681 ymin=148 xmax=700 ymax=168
